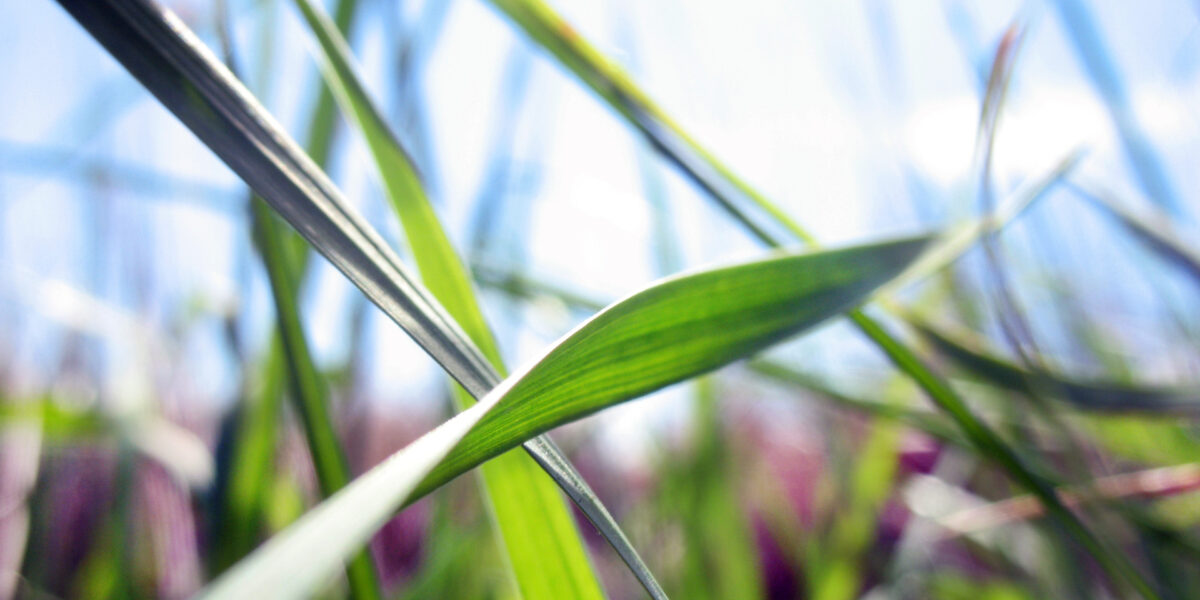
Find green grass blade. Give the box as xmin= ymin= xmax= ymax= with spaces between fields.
xmin=485 ymin=3 xmax=1158 ymax=593
xmin=287 ymin=1 xmax=635 ymax=597
xmin=201 ymin=234 xmax=930 ymax=599
xmin=747 ymin=360 xmax=966 ymax=446
xmin=849 ymin=314 xmax=1160 ymax=599
xmin=909 ymin=317 xmax=1200 ymax=415
xmin=409 ymin=236 xmax=930 ymax=498
xmin=251 ymin=198 xmax=382 ymax=599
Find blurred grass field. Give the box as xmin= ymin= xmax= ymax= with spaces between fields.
xmin=3 ymin=0 xmax=1200 ymax=598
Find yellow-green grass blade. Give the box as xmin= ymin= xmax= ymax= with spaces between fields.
xmin=288 ymin=1 xmax=618 ymax=597
xmin=201 ymin=234 xmax=931 ymax=600
xmin=485 ymin=3 xmax=1158 ymax=593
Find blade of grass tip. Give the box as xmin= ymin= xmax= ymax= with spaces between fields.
xmin=974 ymin=23 xmax=1044 ymax=369
xmin=252 ymin=198 xmax=382 ymax=599
xmin=467 ymin=264 xmax=968 ymax=444
xmin=216 ymin=0 xmax=363 ymax=573
xmin=202 ymin=234 xmax=931 ymax=599
xmin=486 ymin=3 xmax=1158 ymax=594
xmin=287 ymin=2 xmax=654 ymax=597
xmin=907 ymin=316 xmax=1200 ymax=415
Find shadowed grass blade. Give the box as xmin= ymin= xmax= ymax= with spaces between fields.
xmin=910 ymin=317 xmax=1200 ymax=415
xmin=200 ymin=234 xmax=931 ymax=599
xmin=1071 ymin=181 xmax=1200 ymax=287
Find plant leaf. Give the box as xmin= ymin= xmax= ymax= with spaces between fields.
xmin=879 ymin=150 xmax=1081 ymax=298
xmin=409 ymin=236 xmax=931 ymax=498
xmin=200 ymin=234 xmax=931 ymax=599
xmin=910 ymin=317 xmax=1200 ymax=415
xmin=1072 ymin=180 xmax=1200 ymax=287
xmin=251 ymin=198 xmax=382 ymax=599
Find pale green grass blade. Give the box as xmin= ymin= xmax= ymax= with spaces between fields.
xmin=880 ymin=150 xmax=1081 ymax=298
xmin=200 ymin=379 xmax=499 ymax=600
xmin=201 ymin=234 xmax=930 ymax=600
xmin=288 ymin=1 xmax=627 ymax=597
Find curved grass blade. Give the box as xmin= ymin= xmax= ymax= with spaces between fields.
xmin=486 ymin=4 xmax=1158 ymax=594
xmin=288 ymin=1 xmax=637 ymax=596
xmin=469 ymin=264 xmax=968 ymax=445
xmin=408 ymin=236 xmax=931 ymax=498
xmin=910 ymin=317 xmax=1200 ymax=415
xmin=201 ymin=234 xmax=931 ymax=599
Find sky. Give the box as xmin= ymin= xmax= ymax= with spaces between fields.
xmin=2 ymin=0 xmax=1198 ymax=461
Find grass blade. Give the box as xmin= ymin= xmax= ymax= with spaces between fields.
xmin=216 ymin=0 xmax=363 ymax=573
xmin=879 ymin=150 xmax=1081 ymax=298
xmin=288 ymin=1 xmax=639 ymax=596
xmin=1071 ymin=181 xmax=1200 ymax=287
xmin=202 ymin=234 xmax=931 ymax=599
xmin=910 ymin=317 xmax=1200 ymax=415
xmin=251 ymin=198 xmax=382 ymax=599
xmin=409 ymin=236 xmax=931 ymax=498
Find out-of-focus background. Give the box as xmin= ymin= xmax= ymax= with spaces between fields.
xmin=3 ymin=0 xmax=1200 ymax=598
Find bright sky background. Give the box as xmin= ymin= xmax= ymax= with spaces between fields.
xmin=2 ymin=0 xmax=1199 ymax=461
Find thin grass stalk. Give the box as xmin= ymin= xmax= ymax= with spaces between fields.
xmin=252 ymin=198 xmax=382 ymax=600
